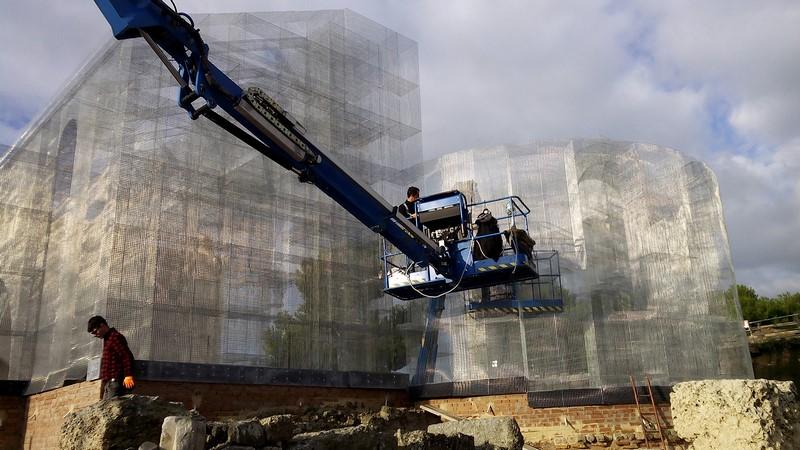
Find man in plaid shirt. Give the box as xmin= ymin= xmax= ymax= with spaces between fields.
xmin=88 ymin=315 xmax=135 ymax=399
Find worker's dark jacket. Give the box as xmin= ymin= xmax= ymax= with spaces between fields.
xmin=473 ymin=210 xmax=503 ymax=261
xmin=398 ymin=200 xmax=416 ymax=219
xmin=100 ymin=328 xmax=135 ymax=382
xmin=504 ymin=226 xmax=535 ymax=260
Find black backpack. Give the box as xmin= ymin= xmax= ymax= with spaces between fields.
xmin=473 ymin=209 xmax=503 ymax=261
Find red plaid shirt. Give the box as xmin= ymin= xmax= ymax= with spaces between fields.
xmin=100 ymin=328 xmax=134 ymax=381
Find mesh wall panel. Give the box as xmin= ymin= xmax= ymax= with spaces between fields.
xmin=0 ymin=10 xmax=752 ymax=397
xmin=420 ymin=140 xmax=753 ymax=394
xmin=0 ymin=11 xmax=423 ymax=388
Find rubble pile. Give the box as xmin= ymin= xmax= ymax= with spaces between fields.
xmin=671 ymin=379 xmax=800 ymax=450
xmin=428 ymin=417 xmax=523 ymax=450
xmin=210 ymin=404 xmax=522 ymax=449
xmin=58 ymin=396 xmax=526 ymax=450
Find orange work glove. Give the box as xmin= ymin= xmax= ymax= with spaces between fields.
xmin=123 ymin=376 xmax=135 ymax=389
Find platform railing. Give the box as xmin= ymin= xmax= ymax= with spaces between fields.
xmin=380 ymin=194 xmax=555 ymax=292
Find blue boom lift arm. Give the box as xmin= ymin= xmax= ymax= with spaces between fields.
xmin=92 ymin=2 xmax=564 ymax=387
xmin=92 ymin=0 xmax=446 ymax=272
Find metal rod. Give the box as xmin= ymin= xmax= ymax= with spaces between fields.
xmin=140 ymin=30 xmax=188 ymax=88
xmin=630 ymin=375 xmax=650 ymax=448
xmin=645 ymin=375 xmax=668 ymax=449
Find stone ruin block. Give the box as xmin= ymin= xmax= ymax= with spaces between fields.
xmin=671 ymin=379 xmax=800 ymax=450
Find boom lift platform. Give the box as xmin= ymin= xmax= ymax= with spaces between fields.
xmin=91 ymin=0 xmax=563 ymax=313
xmin=383 ymin=193 xmax=563 ymax=314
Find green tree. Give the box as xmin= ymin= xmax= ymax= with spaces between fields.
xmin=736 ymin=284 xmax=759 ymax=321
xmin=262 ymin=232 xmax=416 ymax=372
xmin=735 ymin=284 xmax=800 ymax=322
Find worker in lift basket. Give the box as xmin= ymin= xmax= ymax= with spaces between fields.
xmin=397 ymin=186 xmax=420 ymax=221
xmin=87 ymin=315 xmax=136 ymax=399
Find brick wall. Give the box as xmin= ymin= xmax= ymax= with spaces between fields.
xmin=418 ymin=394 xmax=672 ymax=448
xmin=18 ymin=380 xmax=409 ymax=449
xmin=22 ymin=381 xmax=102 ymax=450
xmin=0 ymin=395 xmax=26 ymax=450
xmin=18 ymin=381 xmax=674 ymax=449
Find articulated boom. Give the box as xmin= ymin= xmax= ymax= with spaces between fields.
xmin=93 ymin=0 xmax=443 ymax=272
xmin=92 ymin=0 xmax=555 ymax=301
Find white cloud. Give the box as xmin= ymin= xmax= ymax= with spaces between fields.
xmin=713 ymin=139 xmax=800 ymax=296
xmin=737 ymin=267 xmax=800 ymax=298
xmin=0 ymin=1 xmax=107 ymax=145
xmin=622 ymin=0 xmax=800 ymax=296
xmin=410 ymin=1 xmax=714 ymax=156
xmin=2 ymin=0 xmax=799 ymax=296
xmin=729 ymin=95 xmax=799 ymax=143
xmin=635 ymin=0 xmax=800 ymax=146
xmin=0 ymin=3 xmax=106 ymax=98
xmin=0 ymin=123 xmax=20 ymax=147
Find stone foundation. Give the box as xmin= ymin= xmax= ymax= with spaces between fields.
xmin=418 ymin=394 xmax=671 ymax=448
xmin=25 ymin=381 xmax=800 ymax=449
xmin=16 ymin=380 xmax=409 ymax=449
xmin=671 ymin=379 xmax=800 ymax=450
xmin=22 ymin=380 xmax=102 ymax=450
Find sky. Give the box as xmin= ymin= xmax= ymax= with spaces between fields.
xmin=1 ymin=0 xmax=798 ymax=296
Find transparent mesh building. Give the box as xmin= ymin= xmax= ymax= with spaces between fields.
xmin=416 ymin=141 xmax=753 ymax=399
xmin=0 ymin=9 xmax=751 ymax=400
xmin=0 ymin=10 xmax=422 ymax=391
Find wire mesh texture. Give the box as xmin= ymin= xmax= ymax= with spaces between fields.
xmin=0 ymin=10 xmax=751 ymax=396
xmin=418 ymin=141 xmax=753 ymax=393
xmin=0 ymin=11 xmax=423 ymax=390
